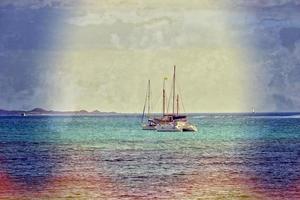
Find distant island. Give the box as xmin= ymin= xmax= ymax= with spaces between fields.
xmin=0 ymin=108 xmax=117 ymax=116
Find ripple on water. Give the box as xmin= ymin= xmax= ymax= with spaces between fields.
xmin=0 ymin=116 xmax=299 ymax=199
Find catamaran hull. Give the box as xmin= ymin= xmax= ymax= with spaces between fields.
xmin=182 ymin=125 xmax=198 ymax=132
xmin=156 ymin=128 xmax=182 ymax=132
xmin=156 ymin=124 xmax=182 ymax=132
xmin=142 ymin=125 xmax=156 ymax=130
xmin=155 ymin=121 xmax=198 ymax=132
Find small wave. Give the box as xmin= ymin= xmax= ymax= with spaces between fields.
xmin=287 ymin=115 xmax=300 ymax=118
xmin=191 ymin=116 xmax=206 ymax=119
xmin=249 ymin=115 xmax=300 ymax=119
xmin=192 ymin=113 xmax=300 ymax=119
xmin=103 ymin=158 xmax=135 ymax=162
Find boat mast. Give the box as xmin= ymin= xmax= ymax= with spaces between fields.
xmin=172 ymin=65 xmax=176 ymax=115
xmin=147 ymin=80 xmax=151 ymax=118
xmin=163 ymin=78 xmax=166 ymax=116
xmin=176 ymin=94 xmax=179 ymax=115
xmin=141 ymin=81 xmax=148 ymax=123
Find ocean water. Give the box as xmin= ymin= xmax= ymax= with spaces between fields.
xmin=0 ymin=114 xmax=300 ymax=200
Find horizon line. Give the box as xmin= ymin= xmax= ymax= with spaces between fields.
xmin=1 ymin=107 xmax=300 ymax=114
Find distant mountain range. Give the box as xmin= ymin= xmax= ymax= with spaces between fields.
xmin=0 ymin=108 xmax=117 ymax=116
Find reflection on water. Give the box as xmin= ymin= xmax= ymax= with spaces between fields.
xmin=238 ymin=118 xmax=300 ymax=199
xmin=0 ymin=115 xmax=299 ymax=199
xmin=0 ymin=142 xmax=57 ymax=189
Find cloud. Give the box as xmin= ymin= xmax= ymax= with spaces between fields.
xmin=221 ymin=1 xmax=300 ymax=111
xmin=2 ymin=0 xmax=300 ymax=10
xmin=66 ymin=13 xmax=116 ymax=26
xmin=1 ymin=0 xmax=300 ymax=111
xmin=272 ymin=94 xmax=295 ymax=110
xmin=0 ymin=51 xmax=58 ymax=110
xmin=230 ymin=0 xmax=300 ymax=8
xmin=64 ymin=9 xmax=242 ymax=51
xmin=66 ymin=10 xmax=176 ymax=27
xmin=0 ymin=0 xmax=77 ymax=9
xmin=64 ymin=10 xmax=176 ymax=50
xmin=279 ymin=27 xmax=300 ymax=51
xmin=287 ymin=64 xmax=300 ymax=84
xmin=0 ymin=5 xmax=66 ymax=51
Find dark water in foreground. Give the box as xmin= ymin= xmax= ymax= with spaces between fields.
xmin=0 ymin=114 xmax=300 ymax=199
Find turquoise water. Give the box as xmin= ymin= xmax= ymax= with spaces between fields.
xmin=0 ymin=114 xmax=300 ymax=199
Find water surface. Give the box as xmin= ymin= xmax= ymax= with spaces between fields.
xmin=0 ymin=114 xmax=300 ymax=199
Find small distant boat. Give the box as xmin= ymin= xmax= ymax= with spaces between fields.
xmin=21 ymin=113 xmax=26 ymax=117
xmin=252 ymin=107 xmax=255 ymax=114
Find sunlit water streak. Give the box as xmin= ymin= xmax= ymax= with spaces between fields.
xmin=0 ymin=114 xmax=299 ymax=199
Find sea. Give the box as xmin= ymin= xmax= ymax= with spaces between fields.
xmin=0 ymin=113 xmax=300 ymax=200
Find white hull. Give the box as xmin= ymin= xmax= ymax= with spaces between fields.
xmin=156 ymin=121 xmax=198 ymax=132
xmin=182 ymin=124 xmax=198 ymax=132
xmin=156 ymin=123 xmax=182 ymax=132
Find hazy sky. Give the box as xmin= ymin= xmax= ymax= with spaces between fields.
xmin=0 ymin=0 xmax=300 ymax=112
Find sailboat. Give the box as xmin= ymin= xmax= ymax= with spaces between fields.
xmin=141 ymin=80 xmax=157 ymax=130
xmin=155 ymin=66 xmax=198 ymax=132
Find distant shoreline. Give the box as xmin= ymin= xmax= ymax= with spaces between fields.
xmin=0 ymin=107 xmax=117 ymax=116
xmin=0 ymin=108 xmax=300 ymax=117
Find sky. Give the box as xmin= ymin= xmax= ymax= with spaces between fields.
xmin=0 ymin=0 xmax=300 ymax=113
